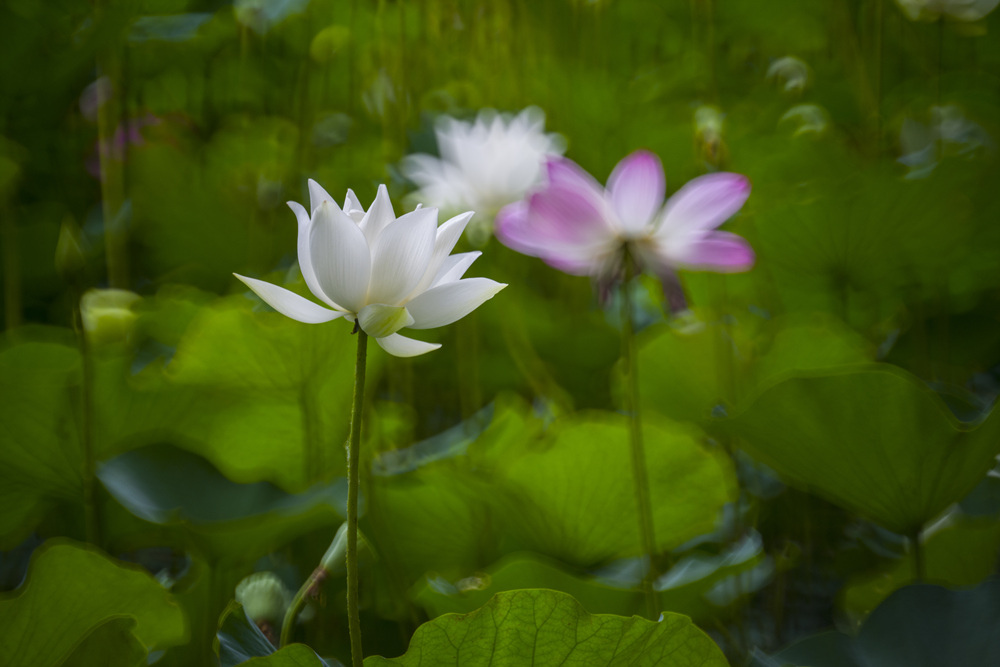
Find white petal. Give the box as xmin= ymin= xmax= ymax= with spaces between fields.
xmin=431 ymin=251 xmax=480 ymax=288
xmin=407 ymin=211 xmax=473 ymax=298
xmin=344 ymin=188 xmax=365 ymax=222
xmin=308 ymin=179 xmax=337 ymax=215
xmin=288 ymin=201 xmax=342 ymax=309
xmin=376 ymin=333 xmax=442 ymax=358
xmin=310 ymin=201 xmax=372 ymax=313
xmin=359 ymin=184 xmax=396 ymax=246
xmin=234 ymin=274 xmax=346 ymax=324
xmin=357 ymin=303 xmax=415 ymax=338
xmin=366 ymin=207 xmax=438 ymax=305
xmin=406 ymin=277 xmax=506 ymax=330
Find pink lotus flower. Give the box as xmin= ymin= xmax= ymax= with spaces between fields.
xmin=495 ymin=150 xmax=753 ymax=303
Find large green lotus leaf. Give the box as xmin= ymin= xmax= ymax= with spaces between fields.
xmin=724 ymin=365 xmax=1000 ymax=533
xmin=630 ymin=312 xmax=756 ymax=424
xmin=767 ymin=580 xmax=1000 ymax=667
xmin=168 ymin=298 xmax=359 ymax=392
xmin=60 ymin=617 xmax=146 ymax=667
xmin=129 ymin=143 xmax=259 ymax=291
xmin=751 ymin=313 xmax=875 ymax=385
xmin=97 ymin=354 xmax=337 ymax=493
xmin=840 ymin=516 xmax=1000 ymax=623
xmin=239 ymin=647 xmax=331 ymax=667
xmin=410 ymin=553 xmax=645 ymax=619
xmin=98 ymin=443 xmax=345 ymax=563
xmin=411 ymin=539 xmax=764 ymax=622
xmin=367 ymin=467 xmax=495 ymax=587
xmin=753 ymin=166 xmax=973 ymax=315
xmin=366 ymin=588 xmax=728 ymax=666
xmin=362 ymin=398 xmax=539 ymax=620
xmin=960 ymin=466 xmax=1000 ymax=517
xmin=163 ymin=298 xmax=383 ymax=488
xmin=99 ymin=294 xmax=380 ymax=491
xmin=0 ymin=540 xmax=187 ymax=666
xmin=0 ymin=341 xmax=82 ymax=547
xmin=493 ymin=412 xmax=736 ymax=565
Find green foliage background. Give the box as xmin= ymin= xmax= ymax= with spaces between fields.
xmin=1 ymin=0 xmax=999 ymax=665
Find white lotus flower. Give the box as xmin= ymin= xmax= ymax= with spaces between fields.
xmin=895 ymin=0 xmax=999 ymax=20
xmin=235 ymin=180 xmax=506 ymax=357
xmin=401 ymin=107 xmax=565 ymax=245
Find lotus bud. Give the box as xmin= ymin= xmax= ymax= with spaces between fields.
xmin=310 ymin=25 xmax=351 ymax=63
xmin=694 ymin=105 xmax=728 ymax=168
xmin=80 ymin=289 xmax=140 ymax=346
xmin=780 ymin=104 xmax=829 ymax=137
xmin=236 ymin=572 xmax=293 ymax=624
xmin=320 ymin=522 xmax=350 ymax=574
xmin=767 ymin=57 xmax=810 ymax=94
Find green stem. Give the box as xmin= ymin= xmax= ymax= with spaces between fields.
xmin=74 ymin=287 xmax=102 ymax=547
xmin=281 ymin=568 xmax=319 ymax=648
xmin=620 ymin=266 xmax=658 ymax=619
xmin=1 ymin=206 xmax=20 ymax=330
xmin=94 ymin=30 xmax=127 ymax=288
xmin=281 ymin=524 xmax=349 ymax=648
xmin=874 ymin=0 xmax=883 ymax=153
xmin=346 ymin=330 xmax=368 ymax=667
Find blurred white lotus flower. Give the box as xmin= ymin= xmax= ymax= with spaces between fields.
xmin=767 ymin=57 xmax=810 ymax=93
xmin=401 ymin=107 xmax=565 ymax=245
xmin=898 ymin=105 xmax=992 ymax=178
xmin=780 ymin=104 xmax=829 ymax=137
xmin=234 ymin=0 xmax=310 ymax=34
xmin=235 ymin=181 xmax=506 ymax=357
xmin=895 ymin=0 xmax=999 ymax=20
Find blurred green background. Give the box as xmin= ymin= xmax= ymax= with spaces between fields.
xmin=2 ymin=1 xmax=1000 ymax=666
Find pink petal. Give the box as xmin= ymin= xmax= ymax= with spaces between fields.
xmin=495 ymin=201 xmax=543 ymax=256
xmin=673 ymin=231 xmax=755 ymax=272
xmin=545 ymin=157 xmax=605 ymax=200
xmin=658 ymin=173 xmax=751 ymax=235
xmin=528 ymin=186 xmax=611 ymax=245
xmin=607 ymin=150 xmax=664 ymax=234
xmin=496 ymin=188 xmax=611 ymax=253
xmin=496 ymin=196 xmax=617 ymax=276
xmin=543 ymin=252 xmax=605 ymax=276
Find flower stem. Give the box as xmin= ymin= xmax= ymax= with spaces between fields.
xmin=93 ymin=14 xmax=128 ymax=289
xmin=346 ymin=329 xmax=368 ymax=667
xmin=1 ymin=205 xmax=21 ymax=330
xmin=620 ymin=267 xmax=658 ymax=619
xmin=73 ymin=286 xmax=102 ymax=548
xmin=281 ymin=570 xmax=320 ymax=648
xmin=281 ymin=523 xmax=349 ymax=648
